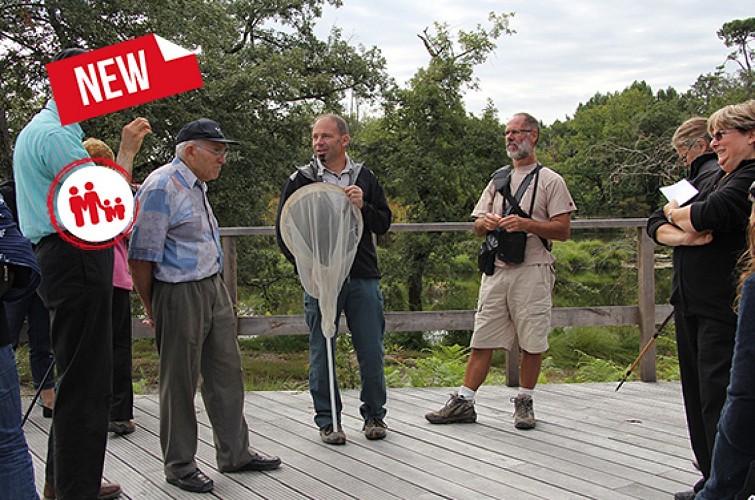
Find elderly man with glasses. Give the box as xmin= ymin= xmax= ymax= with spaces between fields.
xmin=129 ymin=118 xmax=281 ymax=494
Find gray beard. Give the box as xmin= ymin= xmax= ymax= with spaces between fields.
xmin=506 ymin=144 xmax=532 ymax=161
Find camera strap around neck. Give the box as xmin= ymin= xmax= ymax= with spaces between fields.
xmin=502 ymin=164 xmax=540 ymax=216
xmin=500 ymin=164 xmax=551 ymax=251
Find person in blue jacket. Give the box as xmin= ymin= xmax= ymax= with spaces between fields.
xmin=0 ymin=189 xmax=42 ymax=499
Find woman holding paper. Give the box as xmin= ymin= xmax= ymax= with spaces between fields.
xmin=646 ymin=100 xmax=755 ymax=500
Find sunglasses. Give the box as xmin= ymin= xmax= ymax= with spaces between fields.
xmin=712 ymin=129 xmax=736 ymax=141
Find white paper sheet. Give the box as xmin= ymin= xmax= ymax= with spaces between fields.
xmin=660 ymin=179 xmax=699 ymax=205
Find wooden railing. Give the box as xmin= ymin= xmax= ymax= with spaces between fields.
xmin=132 ymin=218 xmax=671 ymax=387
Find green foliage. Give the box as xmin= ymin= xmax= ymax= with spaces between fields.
xmin=238 ymin=335 xmax=309 ymax=354
xmin=385 ymin=344 xmax=470 ymax=388
xmin=353 ymin=15 xmax=512 ymax=312
xmin=551 ymin=236 xmax=637 ymax=307
xmin=1 ymin=0 xmax=388 ymax=216
xmin=564 ymin=350 xmax=625 ymax=383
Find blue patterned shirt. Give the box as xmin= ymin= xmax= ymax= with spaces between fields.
xmin=128 ymin=158 xmax=222 ymax=283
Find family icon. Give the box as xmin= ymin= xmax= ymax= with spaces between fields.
xmin=68 ymin=182 xmax=127 ymax=227
xmin=55 ymin=165 xmax=135 ymax=245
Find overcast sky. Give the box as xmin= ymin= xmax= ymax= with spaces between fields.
xmin=314 ymin=0 xmax=752 ymax=125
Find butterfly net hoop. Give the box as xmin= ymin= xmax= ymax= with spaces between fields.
xmin=279 ymin=182 xmax=363 ymax=338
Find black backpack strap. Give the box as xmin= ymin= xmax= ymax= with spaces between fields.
xmin=502 ymin=164 xmax=552 ymax=252
xmin=502 ymin=165 xmax=539 ymax=216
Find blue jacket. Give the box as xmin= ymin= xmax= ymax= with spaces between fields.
xmin=0 ymin=192 xmax=41 ymax=346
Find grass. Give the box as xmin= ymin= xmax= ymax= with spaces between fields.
xmin=14 ymin=324 xmax=679 ymax=396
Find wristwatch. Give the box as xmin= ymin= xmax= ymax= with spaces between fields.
xmin=666 ymin=209 xmax=675 ymax=225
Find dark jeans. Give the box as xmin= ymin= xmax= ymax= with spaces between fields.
xmin=697 ymin=274 xmax=755 ymax=500
xmin=305 ymin=278 xmax=387 ymax=430
xmin=36 ymin=235 xmax=113 ymax=499
xmin=674 ymin=312 xmax=735 ymax=483
xmin=0 ymin=344 xmax=37 ymax=499
xmin=4 ymin=291 xmax=54 ymax=390
xmin=110 ymin=287 xmax=133 ymax=421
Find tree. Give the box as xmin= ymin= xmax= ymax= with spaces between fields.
xmin=0 ymin=0 xmax=388 ymax=227
xmin=353 ymin=13 xmax=513 ymax=318
xmin=717 ymin=17 xmax=755 ymax=98
xmin=0 ymin=1 xmax=389 ymax=316
xmin=545 ymin=82 xmax=687 ymax=217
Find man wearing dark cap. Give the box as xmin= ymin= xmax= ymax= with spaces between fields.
xmin=129 ymin=118 xmax=281 ymax=494
xmin=13 ymin=46 xmax=148 ymax=499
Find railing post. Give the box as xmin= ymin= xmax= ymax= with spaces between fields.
xmin=221 ymin=235 xmax=238 ymax=306
xmin=637 ymin=227 xmax=657 ymax=382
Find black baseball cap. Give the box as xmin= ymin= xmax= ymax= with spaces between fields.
xmin=52 ymin=47 xmax=87 ymax=63
xmin=175 ymin=118 xmax=239 ymax=145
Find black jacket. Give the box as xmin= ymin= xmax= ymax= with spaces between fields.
xmin=648 ymin=158 xmax=755 ymax=322
xmin=275 ymin=157 xmax=391 ymax=279
xmin=688 ymin=151 xmax=721 ymax=189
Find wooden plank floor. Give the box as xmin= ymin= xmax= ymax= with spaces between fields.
xmin=23 ymin=382 xmax=699 ymax=499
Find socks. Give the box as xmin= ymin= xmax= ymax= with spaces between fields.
xmin=518 ymin=388 xmax=534 ymax=398
xmin=458 ymin=386 xmax=476 ymax=401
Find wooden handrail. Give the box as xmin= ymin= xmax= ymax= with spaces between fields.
xmin=131 ymin=218 xmax=667 ymax=386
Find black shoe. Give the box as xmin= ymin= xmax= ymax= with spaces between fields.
xmin=229 ymin=452 xmax=282 ymax=472
xmin=108 ymin=420 xmax=136 ymax=435
xmin=167 ymin=469 xmax=214 ymax=493
xmin=36 ymin=399 xmax=52 ymax=418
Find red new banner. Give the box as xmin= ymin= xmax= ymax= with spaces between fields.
xmin=47 ymin=35 xmax=203 ymax=126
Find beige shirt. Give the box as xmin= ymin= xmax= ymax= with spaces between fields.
xmin=471 ymin=163 xmax=577 ymax=266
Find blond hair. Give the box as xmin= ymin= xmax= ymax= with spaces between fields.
xmin=672 ymin=117 xmax=710 ymax=148
xmin=708 ymin=100 xmax=755 ymax=136
xmin=736 ymin=205 xmax=755 ymax=310
xmin=83 ymin=137 xmax=115 ymax=163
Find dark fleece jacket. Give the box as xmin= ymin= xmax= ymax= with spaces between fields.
xmin=647 ymin=158 xmax=755 ymax=322
xmin=275 ymin=157 xmax=391 ymax=279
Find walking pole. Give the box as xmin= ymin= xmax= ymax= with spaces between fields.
xmin=326 ymin=336 xmax=339 ymax=431
xmin=22 ymin=359 xmax=55 ymax=426
xmin=615 ymin=309 xmax=674 ymax=392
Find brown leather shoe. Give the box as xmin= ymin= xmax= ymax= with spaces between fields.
xmin=43 ymin=482 xmax=122 ymax=499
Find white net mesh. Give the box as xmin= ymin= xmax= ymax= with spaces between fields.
xmin=280 ymin=183 xmax=363 ymax=338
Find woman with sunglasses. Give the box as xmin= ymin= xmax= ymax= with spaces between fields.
xmin=696 ymin=104 xmax=755 ymax=500
xmin=647 ymin=100 xmax=755 ymax=500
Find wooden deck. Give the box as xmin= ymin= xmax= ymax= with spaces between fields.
xmin=23 ymin=382 xmax=698 ymax=499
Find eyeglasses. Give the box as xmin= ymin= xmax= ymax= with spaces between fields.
xmin=505 ymin=129 xmax=533 ymax=137
xmin=712 ymin=129 xmax=736 ymax=142
xmin=194 ymin=143 xmax=228 ymax=159
xmin=677 ymin=149 xmax=690 ymax=167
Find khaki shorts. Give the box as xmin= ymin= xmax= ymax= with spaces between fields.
xmin=470 ymin=264 xmax=555 ymax=353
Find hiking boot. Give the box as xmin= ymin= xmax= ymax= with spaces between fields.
xmin=425 ymin=392 xmax=477 ymax=424
xmin=319 ymin=424 xmax=346 ymax=445
xmin=363 ymin=418 xmax=387 ymax=440
xmin=511 ymin=394 xmax=536 ymax=429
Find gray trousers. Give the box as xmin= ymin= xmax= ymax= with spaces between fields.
xmin=153 ymin=274 xmax=253 ymax=479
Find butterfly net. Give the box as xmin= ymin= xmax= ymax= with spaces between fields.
xmin=279 ymin=183 xmax=363 ymax=338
